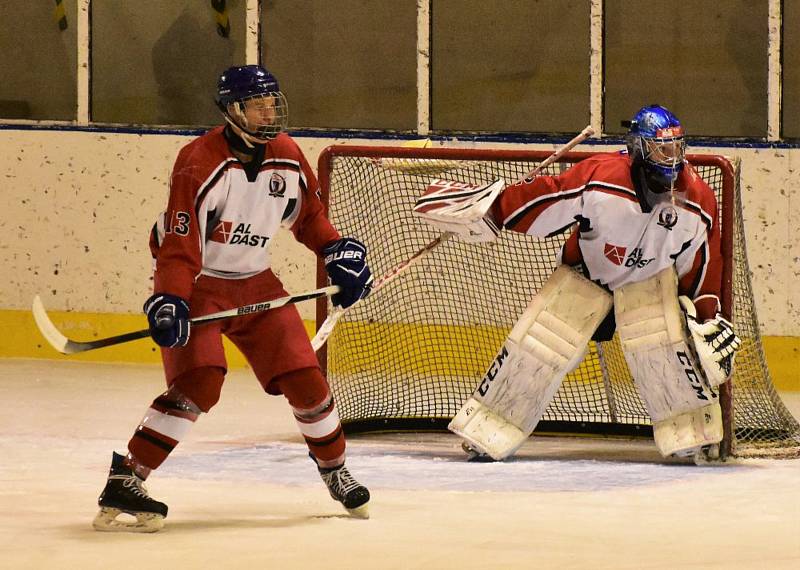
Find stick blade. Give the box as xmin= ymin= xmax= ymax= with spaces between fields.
xmin=31 ymin=295 xmax=82 ymax=354
xmin=311 ymin=307 xmax=345 ymax=352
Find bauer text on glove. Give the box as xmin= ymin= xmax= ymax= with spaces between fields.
xmin=323 ymin=238 xmax=373 ymax=309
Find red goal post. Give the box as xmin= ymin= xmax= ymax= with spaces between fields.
xmin=315 ymin=144 xmax=799 ymax=459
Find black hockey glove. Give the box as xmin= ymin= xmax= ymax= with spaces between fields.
xmin=323 ymin=238 xmax=373 ymax=309
xmin=143 ymin=293 xmax=191 ymax=348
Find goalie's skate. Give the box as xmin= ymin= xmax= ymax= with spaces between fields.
xmin=92 ymin=452 xmax=168 ymax=533
xmin=461 ymin=441 xmax=495 ymax=462
xmin=312 ymin=454 xmax=370 ymax=518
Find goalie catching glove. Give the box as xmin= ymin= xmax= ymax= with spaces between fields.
xmin=679 ymin=296 xmax=741 ymax=388
xmin=323 ymin=238 xmax=373 ymax=309
xmin=413 ymin=178 xmax=506 ymax=242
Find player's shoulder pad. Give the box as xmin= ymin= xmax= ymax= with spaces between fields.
xmin=590 ymin=151 xmax=631 ymax=168
xmin=572 ymin=151 xmax=628 ymax=170
xmin=176 ymin=125 xmax=224 ymax=157
xmin=173 ymin=126 xmax=230 ymax=182
xmin=681 ymin=162 xmax=717 ymax=205
xmin=269 ymin=132 xmax=303 ymax=158
xmin=569 ymin=151 xmax=631 ymax=182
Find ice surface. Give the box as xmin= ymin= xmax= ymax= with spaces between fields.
xmin=1 ymin=359 xmax=798 ymax=569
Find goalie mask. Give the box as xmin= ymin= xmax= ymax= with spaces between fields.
xmin=216 ymin=65 xmax=288 ymax=146
xmin=624 ymin=105 xmax=686 ymax=206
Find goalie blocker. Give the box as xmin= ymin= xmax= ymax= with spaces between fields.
xmin=450 ymin=265 xmax=734 ymax=461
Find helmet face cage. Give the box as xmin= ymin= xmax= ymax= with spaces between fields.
xmin=226 ymin=91 xmax=288 ymax=141
xmin=216 ymin=65 xmax=288 ymax=142
xmin=627 ymin=105 xmax=686 ymax=189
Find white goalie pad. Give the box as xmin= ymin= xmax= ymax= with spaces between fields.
xmin=449 ymin=265 xmax=613 ymax=460
xmin=413 ymin=178 xmax=506 ymax=243
xmin=614 ymin=267 xmax=723 ymax=457
xmin=652 ymin=402 xmax=723 ymax=458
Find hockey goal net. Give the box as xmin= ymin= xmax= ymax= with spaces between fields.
xmin=315 ymin=144 xmax=800 ymax=459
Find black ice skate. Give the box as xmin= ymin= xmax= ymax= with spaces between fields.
xmin=311 ymin=454 xmax=370 ymax=518
xmin=92 ymin=452 xmax=168 ymax=533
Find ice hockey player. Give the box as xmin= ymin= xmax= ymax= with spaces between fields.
xmin=93 ymin=65 xmax=373 ymax=532
xmin=413 ymin=104 xmax=741 ymax=462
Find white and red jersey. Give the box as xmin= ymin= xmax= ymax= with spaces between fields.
xmin=150 ymin=126 xmax=339 ymax=300
xmin=494 ymin=152 xmax=722 ymax=320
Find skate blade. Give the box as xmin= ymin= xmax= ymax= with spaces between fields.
xmin=462 ymin=441 xmax=494 ymax=463
xmin=346 ymin=503 xmax=370 ymax=519
xmin=92 ymin=507 xmax=165 ymax=533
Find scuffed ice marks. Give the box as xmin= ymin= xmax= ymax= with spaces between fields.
xmin=158 ymin=441 xmax=748 ymax=493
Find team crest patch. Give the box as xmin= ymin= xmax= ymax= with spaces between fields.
xmin=604 ymin=243 xmax=626 ymax=266
xmin=657 ymin=205 xmax=678 ymax=230
xmin=210 ymin=221 xmax=233 ymax=243
xmin=269 ymin=173 xmax=286 ymax=197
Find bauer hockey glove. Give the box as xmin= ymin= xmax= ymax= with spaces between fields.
xmin=323 ymin=238 xmax=373 ymax=309
xmin=143 ymin=293 xmax=191 ymax=348
xmin=679 ymin=296 xmax=741 ymax=388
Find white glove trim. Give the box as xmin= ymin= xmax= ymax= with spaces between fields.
xmin=679 ymin=296 xmax=741 ymax=387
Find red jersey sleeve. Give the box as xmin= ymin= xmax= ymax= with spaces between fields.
xmin=677 ymin=173 xmax=723 ymax=321
xmin=494 ymin=157 xmax=605 ymax=236
xmin=152 ymin=156 xmax=205 ymax=300
xmin=289 ymin=147 xmax=340 ymax=254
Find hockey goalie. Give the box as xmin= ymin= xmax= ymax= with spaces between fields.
xmin=413 ymin=105 xmax=741 ymax=461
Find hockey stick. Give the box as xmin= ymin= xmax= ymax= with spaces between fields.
xmin=310 ymin=125 xmax=595 ymax=351
xmin=33 ymin=284 xmax=341 ymax=355
xmin=523 ymin=125 xmax=595 ymax=179
xmin=311 ymin=232 xmax=453 ymax=350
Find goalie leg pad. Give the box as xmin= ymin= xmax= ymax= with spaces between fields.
xmin=449 ymin=266 xmax=613 ymax=460
xmin=652 ymin=402 xmax=723 ymax=458
xmin=614 ymin=268 xmax=722 ymax=457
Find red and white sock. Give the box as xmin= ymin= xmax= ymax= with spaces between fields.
xmin=277 ymin=367 xmax=347 ymax=469
xmin=127 ymin=391 xmax=200 ymax=477
xmin=293 ymin=392 xmax=345 ymax=468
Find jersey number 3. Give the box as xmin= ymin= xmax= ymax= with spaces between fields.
xmin=166 ymin=210 xmax=191 ymax=236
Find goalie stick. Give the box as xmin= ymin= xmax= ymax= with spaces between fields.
xmin=311 ymin=232 xmax=453 ymax=350
xmin=310 ymin=125 xmax=595 ymax=351
xmin=33 ymin=285 xmax=341 ymax=355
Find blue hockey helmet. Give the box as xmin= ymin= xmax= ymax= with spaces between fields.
xmin=625 ymin=105 xmax=686 ymax=189
xmin=216 ymin=65 xmax=288 ymax=143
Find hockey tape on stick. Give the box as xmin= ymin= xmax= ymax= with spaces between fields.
xmin=32 ymin=285 xmax=341 ymax=355
xmin=311 ymin=125 xmax=595 ymax=352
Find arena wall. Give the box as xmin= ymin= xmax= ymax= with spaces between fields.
xmin=1 ymin=129 xmax=797 ymax=388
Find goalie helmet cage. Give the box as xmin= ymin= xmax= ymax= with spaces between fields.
xmin=315 ymin=144 xmax=800 ymax=459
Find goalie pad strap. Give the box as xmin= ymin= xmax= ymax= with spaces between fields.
xmin=449 ymin=265 xmax=613 ymax=460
